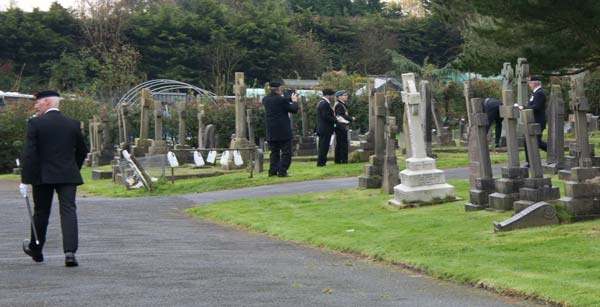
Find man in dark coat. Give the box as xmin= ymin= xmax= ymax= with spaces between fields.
xmin=522 ymin=76 xmax=547 ymax=166
xmin=20 ymin=90 xmax=89 ymax=267
xmin=334 ymin=90 xmax=354 ymax=163
xmin=482 ymin=98 xmax=503 ymax=148
xmin=316 ymin=88 xmax=337 ymax=166
xmin=262 ymin=81 xmax=299 ymax=177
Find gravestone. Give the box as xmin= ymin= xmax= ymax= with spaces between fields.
xmin=197 ymin=102 xmax=206 ymax=149
xmin=84 ymin=117 xmax=97 ymax=167
xmin=358 ymin=92 xmax=386 ymax=189
xmin=431 ymin=99 xmax=454 ymax=146
xmin=515 ymin=58 xmax=529 ymax=146
xmin=225 ymin=72 xmax=254 ymax=170
xmin=352 ymin=80 xmax=375 ymax=162
xmin=488 ymin=89 xmax=529 ymax=211
xmin=542 ymin=84 xmax=566 ymax=174
xmin=465 ymin=98 xmax=496 ymax=211
xmin=296 ymin=96 xmax=318 ymax=156
xmin=493 ymin=202 xmax=559 ymax=232
xmin=464 ymin=82 xmax=480 ymax=189
xmin=131 ymin=88 xmax=153 ymax=157
xmin=148 ymin=99 xmax=169 ymax=155
xmin=389 ymin=73 xmax=455 ymax=206
xmin=512 ymin=109 xmax=560 ymax=213
xmin=247 ymin=108 xmax=255 ymax=146
xmin=420 ymin=81 xmax=433 ymax=157
xmin=460 ymin=81 xmax=472 ymax=146
xmin=204 ymin=124 xmax=216 ymax=149
xmin=171 ymin=99 xmax=192 ymax=164
xmin=382 ymin=116 xmax=400 ymax=194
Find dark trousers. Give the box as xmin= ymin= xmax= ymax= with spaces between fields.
xmin=334 ymin=129 xmax=349 ymax=163
xmin=485 ymin=113 xmax=503 ymax=146
xmin=268 ymin=139 xmax=292 ymax=176
xmin=317 ymin=133 xmax=332 ymax=166
xmin=524 ymin=131 xmax=548 ymax=164
xmin=30 ymin=184 xmax=78 ymax=253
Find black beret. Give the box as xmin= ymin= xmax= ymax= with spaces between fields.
xmin=269 ymin=81 xmax=281 ymax=88
xmin=529 ymin=76 xmax=542 ymax=82
xmin=34 ymin=90 xmax=60 ymax=100
xmin=322 ymin=88 xmax=335 ymax=96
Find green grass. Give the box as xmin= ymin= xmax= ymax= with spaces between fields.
xmin=188 ymin=178 xmax=600 ymax=307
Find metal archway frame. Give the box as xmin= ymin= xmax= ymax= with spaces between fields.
xmin=115 ymin=79 xmax=217 ymax=110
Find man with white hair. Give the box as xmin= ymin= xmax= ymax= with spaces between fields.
xmin=522 ymin=76 xmax=547 ymax=166
xmin=20 ymin=90 xmax=88 ymax=267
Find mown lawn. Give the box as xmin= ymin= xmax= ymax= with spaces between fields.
xmin=188 ymin=179 xmax=600 ymax=307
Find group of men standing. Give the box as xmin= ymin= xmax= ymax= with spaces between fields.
xmin=262 ymin=82 xmax=354 ymax=177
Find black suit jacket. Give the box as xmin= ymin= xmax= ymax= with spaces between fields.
xmin=21 ymin=110 xmax=89 ymax=185
xmin=334 ymin=100 xmax=352 ymax=132
xmin=526 ymin=88 xmax=547 ymax=130
xmin=316 ymin=98 xmax=336 ymax=136
xmin=262 ymin=93 xmax=299 ymax=141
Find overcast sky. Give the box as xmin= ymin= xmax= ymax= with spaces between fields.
xmin=1 ymin=0 xmax=79 ymax=11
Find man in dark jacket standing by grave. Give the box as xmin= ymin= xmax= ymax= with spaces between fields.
xmin=482 ymin=97 xmax=503 ymax=148
xmin=262 ymin=81 xmax=298 ymax=177
xmin=521 ymin=76 xmax=547 ymax=166
xmin=20 ymin=90 xmax=89 ymax=267
xmin=316 ymin=88 xmax=337 ymax=167
xmin=334 ymin=90 xmax=355 ymax=163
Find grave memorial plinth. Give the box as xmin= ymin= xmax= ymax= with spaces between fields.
xmin=465 ymin=98 xmax=496 ymax=211
xmin=381 ymin=116 xmax=400 ymax=194
xmin=131 ymin=88 xmax=153 ymax=157
xmin=295 ymin=96 xmax=317 ymax=156
xmin=488 ymin=89 xmax=529 ymax=211
xmin=358 ymin=93 xmax=386 ymax=189
xmin=389 ymin=74 xmax=454 ymax=206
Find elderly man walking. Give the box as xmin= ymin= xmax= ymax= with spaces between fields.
xmin=20 ymin=90 xmax=88 ymax=267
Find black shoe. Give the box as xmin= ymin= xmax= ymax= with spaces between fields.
xmin=278 ymin=173 xmax=292 ymax=177
xmin=22 ymin=239 xmax=43 ymax=263
xmin=65 ymin=252 xmax=78 ymax=267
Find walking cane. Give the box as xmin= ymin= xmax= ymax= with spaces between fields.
xmin=16 ymin=159 xmax=39 ymax=245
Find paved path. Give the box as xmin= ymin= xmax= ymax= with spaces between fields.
xmin=0 ymin=165 xmax=537 ymax=307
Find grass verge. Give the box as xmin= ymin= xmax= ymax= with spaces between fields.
xmin=187 ymin=178 xmax=600 ymax=307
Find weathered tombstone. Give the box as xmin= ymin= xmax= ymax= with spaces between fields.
xmin=488 ymin=89 xmax=529 ymax=211
xmin=431 ymin=99 xmax=454 ymax=146
xmin=148 ymin=99 xmax=169 ymax=155
xmin=420 ymin=80 xmax=433 ymax=157
xmin=295 ymin=96 xmax=318 ymax=156
xmin=358 ymin=92 xmax=386 ymax=189
xmin=542 ymin=84 xmax=566 ymax=174
xmin=464 ymin=81 xmax=480 ymax=189
xmin=515 ymin=58 xmax=529 ymax=146
xmin=389 ymin=73 xmax=455 ymax=206
xmin=512 ymin=109 xmax=560 ymax=213
xmin=131 ymin=88 xmax=153 ymax=157
xmin=204 ymin=124 xmax=216 ymax=149
xmin=170 ymin=99 xmax=192 ymax=164
xmin=84 ymin=117 xmax=97 ymax=166
xmin=225 ymin=72 xmax=254 ymax=170
xmin=247 ymin=108 xmax=255 ymax=146
xmin=197 ymin=101 xmax=206 ymax=149
xmin=465 ymin=98 xmax=496 ymax=211
xmin=118 ymin=105 xmax=130 ymax=151
xmin=493 ymin=202 xmax=559 ymax=232
xmin=381 ymin=116 xmax=400 ymax=194
xmin=352 ymin=80 xmax=375 ymax=162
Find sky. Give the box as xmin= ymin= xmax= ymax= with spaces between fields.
xmin=0 ymin=0 xmax=80 ymax=11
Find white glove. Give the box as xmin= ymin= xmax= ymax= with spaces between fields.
xmin=19 ymin=183 xmax=29 ymax=198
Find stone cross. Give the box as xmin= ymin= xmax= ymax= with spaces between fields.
xmin=300 ymin=96 xmax=309 ymax=137
xmin=521 ymin=109 xmax=543 ymax=178
xmin=463 ymin=81 xmax=473 ymax=127
xmin=357 ymin=92 xmax=387 ymax=189
xmin=501 ymin=62 xmax=514 ymax=91
xmin=197 ymin=102 xmax=205 ymax=149
xmin=516 ymin=58 xmax=529 ymax=107
xmin=404 ymin=79 xmax=426 ymax=159
xmin=382 ymin=116 xmax=400 ymax=194
xmin=464 ymin=81 xmax=480 ymax=188
xmin=420 ymin=80 xmax=433 ymax=157
xmin=571 ymin=77 xmax=592 ymax=167
xmin=176 ymin=99 xmax=187 ymax=147
xmin=139 ymin=88 xmax=151 ymax=140
xmin=246 ymin=108 xmax=255 ymax=145
xmin=544 ymin=84 xmax=565 ymax=171
xmin=88 ymin=117 xmax=97 ymax=154
xmin=234 ymin=72 xmax=247 ymax=140
xmin=374 ymin=93 xmax=386 ymax=158
xmin=367 ymin=79 xmax=376 ymax=144
xmin=119 ymin=106 xmax=129 ymax=148
xmin=153 ymin=100 xmax=163 ymax=141
xmin=470 ymin=98 xmax=493 ymax=179
xmin=500 ymin=89 xmax=521 ymax=167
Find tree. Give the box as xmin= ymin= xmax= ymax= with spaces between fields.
xmin=427 ymin=0 xmax=600 ymax=75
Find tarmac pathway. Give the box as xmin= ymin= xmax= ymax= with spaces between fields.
xmin=0 ymin=164 xmax=538 ymax=307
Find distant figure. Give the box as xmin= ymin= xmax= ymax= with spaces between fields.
xmin=316 ymin=88 xmax=337 ymax=167
xmin=482 ymin=98 xmax=503 ymax=148
xmin=334 ymin=90 xmax=354 ymax=163
xmin=522 ymin=76 xmax=547 ymax=166
xmin=20 ymin=90 xmax=89 ymax=267
xmin=262 ymin=81 xmax=298 ymax=177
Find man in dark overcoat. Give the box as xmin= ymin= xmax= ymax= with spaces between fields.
xmin=522 ymin=76 xmax=547 ymax=166
xmin=20 ymin=90 xmax=89 ymax=267
xmin=316 ymin=88 xmax=337 ymax=167
xmin=334 ymin=90 xmax=354 ymax=163
xmin=262 ymin=81 xmax=299 ymax=177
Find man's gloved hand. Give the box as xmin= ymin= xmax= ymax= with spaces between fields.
xmin=19 ymin=183 xmax=29 ymax=198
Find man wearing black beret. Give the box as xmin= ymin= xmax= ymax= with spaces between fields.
xmin=262 ymin=81 xmax=299 ymax=177
xmin=316 ymin=88 xmax=338 ymax=166
xmin=20 ymin=90 xmax=89 ymax=266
